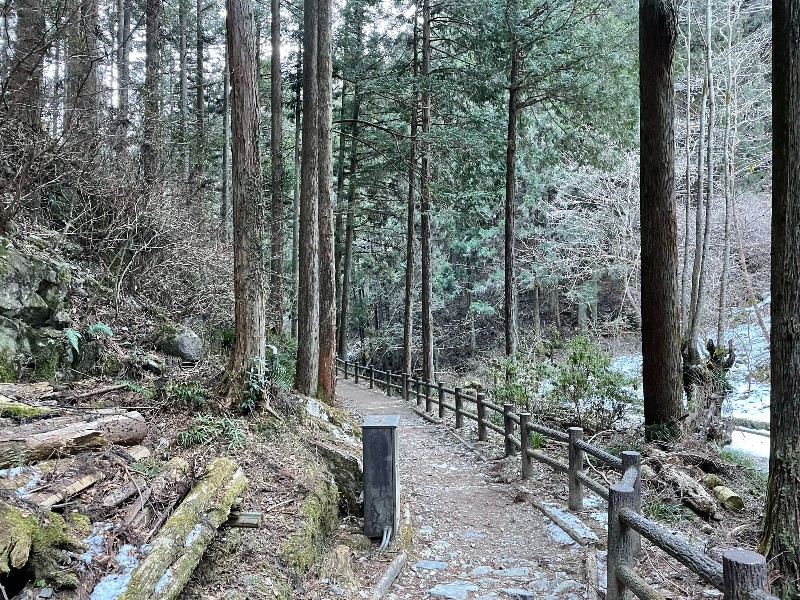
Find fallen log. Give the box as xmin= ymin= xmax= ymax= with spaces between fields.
xmin=100 ymin=477 xmax=146 ymax=510
xmin=123 ymin=456 xmax=190 ymax=531
xmin=0 ymin=411 xmax=147 ymax=468
xmin=713 ymin=485 xmax=744 ymax=512
xmin=0 ymin=397 xmax=59 ymax=420
xmin=110 ymin=457 xmax=246 ymax=600
xmin=661 ymin=464 xmax=718 ymax=519
xmin=34 ymin=445 xmax=150 ymax=509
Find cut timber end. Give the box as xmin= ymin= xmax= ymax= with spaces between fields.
xmin=224 ymin=511 xmax=263 ymax=528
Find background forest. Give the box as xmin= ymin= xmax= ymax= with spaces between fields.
xmin=0 ymin=0 xmax=772 ymax=376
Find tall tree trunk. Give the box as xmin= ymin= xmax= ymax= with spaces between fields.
xmin=179 ymin=0 xmax=189 ymax=180
xmin=4 ymin=0 xmax=45 ymax=127
xmin=141 ymin=0 xmax=160 ymax=181
xmin=334 ymin=80 xmax=348 ymax=335
xmin=716 ymin=3 xmax=733 ymax=348
xmin=639 ymin=0 xmax=683 ymax=437
xmin=195 ymin=0 xmax=205 ymax=182
xmin=221 ymin=46 xmax=230 ymax=241
xmin=687 ymin=0 xmax=710 ymax=356
xmin=419 ymin=0 xmax=434 ymax=382
xmin=336 ymin=92 xmax=360 ymax=359
xmin=680 ymin=0 xmax=692 ymax=333
xmin=268 ymin=0 xmax=284 ymax=333
xmin=403 ymin=0 xmax=419 ymax=376
xmin=65 ymin=0 xmax=99 ymax=139
xmin=690 ymin=0 xmax=716 ymax=352
xmin=295 ymin=0 xmax=320 ymax=396
xmin=316 ymin=0 xmax=336 ymax=401
xmin=758 ymin=1 xmax=800 ymax=596
xmin=115 ymin=0 xmax=130 ymax=148
xmin=290 ymin=42 xmax=302 ymax=339
xmin=226 ymin=0 xmax=267 ymax=399
xmin=504 ymin=41 xmax=520 ymax=357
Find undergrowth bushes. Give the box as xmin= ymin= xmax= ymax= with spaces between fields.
xmin=491 ymin=334 xmax=638 ymax=432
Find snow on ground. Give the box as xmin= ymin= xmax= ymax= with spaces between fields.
xmin=610 ymin=298 xmax=772 ymax=461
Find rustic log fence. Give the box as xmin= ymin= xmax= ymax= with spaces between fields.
xmin=336 ymin=358 xmax=777 ymax=600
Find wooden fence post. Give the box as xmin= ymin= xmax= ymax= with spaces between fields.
xmin=386 ymin=369 xmax=392 ymax=397
xmin=722 ymin=549 xmax=768 ymax=600
xmin=503 ymin=403 xmax=515 ymax=456
xmin=568 ymin=427 xmax=585 ymax=511
xmin=344 ymin=361 xmax=349 ymax=380
xmin=354 ymin=361 xmax=359 ymax=384
xmin=401 ymin=373 xmax=408 ymax=400
xmin=426 ymin=381 xmax=434 ymax=413
xmin=455 ymin=388 xmax=463 ymax=429
xmin=369 ymin=366 xmax=374 ymax=389
xmin=607 ymin=483 xmax=639 ymax=600
xmin=477 ymin=392 xmax=487 ymax=441
xmin=415 ymin=378 xmax=422 ymax=407
xmin=438 ymin=382 xmax=445 ymax=419
xmin=519 ymin=413 xmax=531 ymax=479
xmin=621 ymin=450 xmax=642 ymax=556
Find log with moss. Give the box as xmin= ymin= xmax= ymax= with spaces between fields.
xmin=0 ymin=411 xmax=147 ymax=468
xmin=102 ymin=457 xmax=247 ymax=600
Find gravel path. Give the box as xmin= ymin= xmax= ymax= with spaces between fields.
xmin=338 ymin=380 xmax=597 ymax=600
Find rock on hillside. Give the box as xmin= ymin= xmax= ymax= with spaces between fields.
xmin=0 ymin=236 xmax=72 ymax=380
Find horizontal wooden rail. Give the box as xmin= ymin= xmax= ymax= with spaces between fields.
xmin=525 ymin=421 xmax=570 ymax=443
xmin=574 ymin=438 xmax=624 ymax=469
xmin=527 ymin=448 xmax=568 ymax=473
xmin=619 ymin=507 xmax=724 ymax=589
xmin=484 ymin=420 xmax=504 ymax=436
xmin=577 ymin=471 xmax=609 ymax=500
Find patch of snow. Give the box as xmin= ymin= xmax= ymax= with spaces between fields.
xmin=541 ymin=503 xmax=600 ymax=543
xmin=184 ymin=523 xmax=203 ymax=547
xmin=89 ymin=545 xmax=141 ymax=600
xmin=154 ymin=567 xmax=174 ymax=594
xmin=728 ymin=431 xmax=770 ymax=459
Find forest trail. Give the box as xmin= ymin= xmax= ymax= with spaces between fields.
xmin=337 ymin=380 xmax=598 ymax=600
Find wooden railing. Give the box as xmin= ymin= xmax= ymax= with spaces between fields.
xmin=336 ymin=358 xmax=777 ymax=600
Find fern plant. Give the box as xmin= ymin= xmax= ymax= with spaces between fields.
xmin=64 ymin=328 xmax=81 ymax=352
xmin=87 ymin=322 xmax=113 ymax=337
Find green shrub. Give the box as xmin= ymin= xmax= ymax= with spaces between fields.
xmin=546 ymin=335 xmax=638 ymax=432
xmin=489 ymin=347 xmax=552 ymax=413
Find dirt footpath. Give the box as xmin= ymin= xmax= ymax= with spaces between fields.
xmin=338 ymin=380 xmax=598 ymax=600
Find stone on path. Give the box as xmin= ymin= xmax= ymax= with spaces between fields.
xmin=428 ymin=580 xmax=479 ymax=599
xmin=415 ymin=560 xmax=449 ymax=570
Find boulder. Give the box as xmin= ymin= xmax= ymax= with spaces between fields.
xmin=158 ymin=326 xmax=203 ymax=362
xmin=0 ymin=239 xmax=71 ymax=327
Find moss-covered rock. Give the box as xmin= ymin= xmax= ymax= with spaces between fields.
xmin=0 ymin=502 xmax=86 ymax=588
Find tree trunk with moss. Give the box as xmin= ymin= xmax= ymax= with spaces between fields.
xmin=295 ymin=0 xmax=320 ymax=396
xmin=226 ymin=0 xmax=267 ymax=401
xmin=758 ymin=2 xmax=800 ymax=596
xmin=316 ymin=0 xmax=335 ymax=402
xmin=114 ymin=457 xmax=247 ymax=600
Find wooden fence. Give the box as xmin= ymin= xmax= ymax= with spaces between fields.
xmin=336 ymin=358 xmax=777 ymax=600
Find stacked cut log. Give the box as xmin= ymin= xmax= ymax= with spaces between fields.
xmin=0 ymin=410 xmax=148 ymax=468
